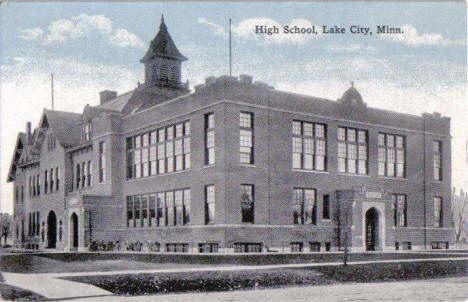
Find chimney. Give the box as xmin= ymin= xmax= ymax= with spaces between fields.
xmin=99 ymin=90 xmax=117 ymax=105
xmin=26 ymin=122 xmax=32 ymax=144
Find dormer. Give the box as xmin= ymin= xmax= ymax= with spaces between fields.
xmin=140 ymin=15 xmax=188 ymax=89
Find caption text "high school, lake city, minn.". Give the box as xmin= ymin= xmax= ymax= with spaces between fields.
xmin=255 ymin=25 xmax=403 ymax=36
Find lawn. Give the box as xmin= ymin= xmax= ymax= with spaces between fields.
xmin=0 ymin=283 xmax=45 ymax=301
xmin=62 ymin=260 xmax=468 ymax=296
xmin=0 ymin=251 xmax=466 ymax=273
xmin=0 ymin=255 xmax=217 ymax=274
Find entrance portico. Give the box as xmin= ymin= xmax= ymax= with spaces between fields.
xmin=337 ymin=186 xmax=394 ymax=252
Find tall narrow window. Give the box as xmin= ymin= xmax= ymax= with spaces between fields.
xmin=81 ymin=162 xmax=86 ymax=188
xmin=44 ymin=170 xmax=48 ymax=194
xmin=157 ymin=192 xmax=166 ymax=226
xmin=183 ymin=189 xmax=190 ymax=225
xmin=434 ymin=197 xmax=442 ymax=227
xmin=157 ymin=128 xmax=166 ymax=174
xmin=323 ymin=194 xmax=330 ymax=220
xmin=392 ymin=194 xmax=407 ymax=227
xmin=205 ymin=113 xmax=215 ymax=165
xmin=149 ymin=194 xmax=156 ymax=226
xmin=149 ymin=131 xmax=157 ymax=176
xmin=337 ymin=127 xmax=367 ymax=174
xmin=205 ymin=185 xmax=215 ymax=224
xmin=21 ymin=186 xmax=24 ymax=203
xmin=99 ymin=142 xmax=106 ymax=183
xmin=142 ymin=133 xmax=149 ymax=177
xmin=56 ymin=167 xmax=59 ymax=191
xmin=293 ymin=188 xmax=316 ymax=225
xmin=174 ymin=190 xmax=183 ymax=226
xmin=434 ymin=141 xmax=442 ymax=181
xmin=83 ymin=122 xmax=92 ymax=141
xmin=240 ymin=112 xmax=254 ymax=164
xmin=292 ymin=121 xmax=327 ymax=171
xmin=87 ymin=161 xmax=91 ymax=186
xmin=241 ymin=184 xmax=254 ymax=223
xmin=37 ymin=174 xmax=40 ymax=195
xmin=134 ymin=195 xmax=141 ymax=227
xmin=15 ymin=186 xmax=18 ymax=203
xmin=166 ymin=191 xmax=174 ymax=226
xmin=184 ymin=122 xmax=191 ymax=169
xmin=50 ymin=168 xmax=54 ymax=192
xmin=141 ymin=195 xmax=148 ymax=227
xmin=175 ymin=125 xmax=184 ymax=171
xmin=166 ymin=126 xmax=175 ymax=173
xmin=76 ymin=163 xmax=81 ymax=188
xmin=127 ymin=196 xmax=134 ymax=228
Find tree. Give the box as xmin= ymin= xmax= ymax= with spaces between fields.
xmin=451 ymin=188 xmax=468 ymax=243
xmin=0 ymin=213 xmax=12 ymax=247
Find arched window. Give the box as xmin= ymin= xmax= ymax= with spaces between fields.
xmin=160 ymin=64 xmax=169 ymax=83
xmin=170 ymin=66 xmax=178 ymax=84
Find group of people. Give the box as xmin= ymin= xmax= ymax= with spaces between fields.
xmin=89 ymin=240 xmax=162 ymax=252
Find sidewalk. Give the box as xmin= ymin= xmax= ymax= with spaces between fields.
xmin=2 ymin=256 xmax=468 ymax=300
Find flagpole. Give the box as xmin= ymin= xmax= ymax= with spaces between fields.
xmin=229 ymin=18 xmax=232 ymax=76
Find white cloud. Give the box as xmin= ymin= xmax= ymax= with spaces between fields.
xmin=198 ymin=17 xmax=320 ymax=44
xmin=110 ymin=29 xmax=144 ymax=48
xmin=19 ymin=27 xmax=44 ymax=41
xmin=20 ymin=14 xmax=143 ymax=48
xmin=197 ymin=17 xmax=227 ymax=38
xmin=381 ymin=24 xmax=464 ymax=47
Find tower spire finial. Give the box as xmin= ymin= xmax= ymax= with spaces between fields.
xmin=351 ymin=80 xmax=354 ymax=88
xmin=161 ymin=14 xmax=165 ymax=23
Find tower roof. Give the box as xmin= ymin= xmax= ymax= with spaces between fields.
xmin=141 ymin=15 xmax=187 ymax=62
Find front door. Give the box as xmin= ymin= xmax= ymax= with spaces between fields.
xmin=71 ymin=213 xmax=79 ymax=249
xmin=365 ymin=208 xmax=378 ymax=251
xmin=47 ymin=211 xmax=57 ymax=248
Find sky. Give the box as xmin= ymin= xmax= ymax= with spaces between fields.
xmin=0 ymin=2 xmax=466 ymax=213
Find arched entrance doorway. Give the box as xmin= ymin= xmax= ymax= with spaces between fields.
xmin=47 ymin=211 xmax=57 ymax=248
xmin=71 ymin=213 xmax=79 ymax=249
xmin=365 ymin=208 xmax=379 ymax=251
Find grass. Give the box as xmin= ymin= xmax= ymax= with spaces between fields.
xmin=0 ymin=255 xmax=219 ymax=274
xmin=63 ymin=260 xmax=468 ymax=296
xmin=0 ymin=283 xmax=46 ymax=301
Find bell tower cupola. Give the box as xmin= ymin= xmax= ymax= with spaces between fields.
xmin=140 ymin=15 xmax=188 ymax=89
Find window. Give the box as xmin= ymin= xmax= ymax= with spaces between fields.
xmin=83 ymin=122 xmax=92 ymax=141
xmin=205 ymin=185 xmax=215 ymax=224
xmin=240 ymin=112 xmax=254 ymax=164
xmin=199 ymin=243 xmax=219 ymax=253
xmin=126 ymin=122 xmax=190 ymax=179
xmin=59 ymin=221 xmax=63 ymax=241
xmin=392 ymin=194 xmax=407 ymax=227
xmin=293 ymin=188 xmax=316 ymax=225
xmin=87 ymin=161 xmax=91 ymax=186
xmin=434 ymin=197 xmax=442 ymax=227
xmin=170 ymin=66 xmax=178 ymax=83
xmin=44 ymin=170 xmax=48 ymax=194
xmin=378 ymin=133 xmax=405 ymax=177
xmin=292 ymin=121 xmax=327 ymax=171
xmin=99 ymin=142 xmax=106 ymax=183
xmin=36 ymin=174 xmax=40 ymax=195
xmin=234 ymin=243 xmax=262 ymax=253
xmin=21 ymin=186 xmax=24 ymax=203
xmin=76 ymin=164 xmax=81 ymax=189
xmin=434 ymin=141 xmax=442 ymax=181
xmin=15 ymin=186 xmax=18 ymax=203
xmin=50 ymin=168 xmax=54 ymax=192
xmin=337 ymin=127 xmax=367 ymax=174
xmin=56 ymin=167 xmax=59 ymax=191
xmin=431 ymin=241 xmax=449 ymax=250
xmin=323 ymin=194 xmax=330 ymax=220
xmin=290 ymin=242 xmax=303 ymax=252
xmin=82 ymin=162 xmax=86 ymax=188
xmin=205 ymin=113 xmax=215 ymax=165
xmin=127 ymin=189 xmax=190 ymax=229
xmin=241 ymin=184 xmax=254 ymax=223
xmin=166 ymin=243 xmax=189 ymax=253
xmin=183 ymin=189 xmax=190 ymax=225
xmin=309 ymin=242 xmax=321 ymax=252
